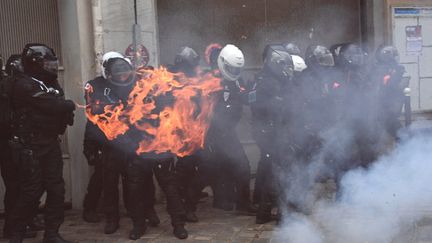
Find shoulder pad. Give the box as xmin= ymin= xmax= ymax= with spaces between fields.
xmin=86 ymin=76 xmax=106 ymax=90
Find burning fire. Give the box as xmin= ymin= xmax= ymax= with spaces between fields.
xmin=85 ymin=67 xmax=222 ymax=157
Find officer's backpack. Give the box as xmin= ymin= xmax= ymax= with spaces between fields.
xmin=0 ymin=74 xmax=14 ymax=136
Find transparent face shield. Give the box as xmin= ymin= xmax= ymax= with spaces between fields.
xmin=42 ymin=59 xmax=59 ymax=75
xmin=273 ymin=51 xmax=294 ymax=78
xmin=317 ymin=53 xmax=335 ymax=67
xmin=107 ymin=59 xmax=134 ymax=86
xmin=224 ymin=63 xmax=242 ymax=77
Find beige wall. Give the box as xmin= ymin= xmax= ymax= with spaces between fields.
xmin=95 ymin=0 xmax=159 ymax=70
xmin=57 ymin=0 xmax=159 ymax=208
xmin=57 ymin=0 xmax=97 ymax=208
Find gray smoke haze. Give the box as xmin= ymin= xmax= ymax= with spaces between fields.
xmin=157 ymin=1 xmax=360 ymax=68
xmin=275 ymin=130 xmax=432 ymax=243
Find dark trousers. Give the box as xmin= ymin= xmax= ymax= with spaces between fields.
xmin=100 ymin=148 xmax=128 ymax=219
xmin=10 ymin=141 xmax=65 ymax=235
xmin=83 ymin=148 xmax=156 ymax=218
xmin=210 ymin=133 xmax=251 ymax=207
xmin=254 ymin=148 xmax=276 ymax=209
xmin=126 ymin=157 xmax=185 ymax=227
xmin=83 ymin=162 xmax=103 ymax=211
xmin=0 ymin=139 xmax=20 ymax=233
xmin=176 ymin=155 xmax=202 ymax=213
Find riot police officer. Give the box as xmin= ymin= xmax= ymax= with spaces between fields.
xmin=331 ymin=43 xmax=379 ymax=181
xmin=91 ymin=52 xmax=188 ymax=240
xmin=206 ymin=44 xmax=254 ymax=213
xmin=82 ymin=52 xmax=129 ymax=229
xmin=1 ymin=54 xmax=44 ymax=239
xmin=280 ymin=45 xmax=335 ymax=213
xmin=372 ymin=45 xmax=406 ymax=140
xmin=8 ymin=43 xmax=75 ymax=243
xmin=250 ymin=45 xmax=294 ymax=223
xmin=84 ymin=52 xmax=160 ymax=235
xmin=168 ymin=46 xmax=203 ymax=223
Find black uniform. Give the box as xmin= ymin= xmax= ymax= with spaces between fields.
xmin=123 ymin=99 xmax=188 ymax=239
xmin=83 ymin=77 xmax=152 ymax=227
xmin=167 ymin=47 xmax=203 ymax=222
xmin=371 ymin=61 xmax=406 ymax=139
xmin=276 ymin=45 xmax=337 ymax=212
xmin=8 ymin=73 xmax=75 ymax=239
xmin=206 ymin=79 xmax=251 ymax=210
xmin=250 ymin=70 xmax=291 ymax=220
xmin=328 ymin=47 xmax=379 ymax=183
xmin=0 ymin=65 xmax=19 ymax=237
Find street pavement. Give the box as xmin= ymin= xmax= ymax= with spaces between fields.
xmin=1 ymin=195 xmax=431 ymax=243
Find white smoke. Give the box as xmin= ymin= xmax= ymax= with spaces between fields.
xmin=277 ymin=131 xmax=432 ymax=243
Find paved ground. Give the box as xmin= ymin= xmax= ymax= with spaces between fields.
xmin=1 ymin=196 xmax=431 ymax=243
xmin=0 ymin=199 xmax=277 ymax=243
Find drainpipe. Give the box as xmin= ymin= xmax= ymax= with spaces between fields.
xmin=92 ymin=0 xmax=104 ymax=74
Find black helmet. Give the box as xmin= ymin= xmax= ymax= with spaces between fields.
xmin=5 ymin=54 xmax=24 ymax=76
xmin=264 ymin=45 xmax=294 ymax=80
xmin=283 ymin=42 xmax=301 ymax=56
xmin=174 ymin=46 xmax=200 ymax=70
xmin=338 ymin=43 xmax=367 ymax=68
xmin=104 ymin=57 xmax=134 ymax=86
xmin=305 ymin=45 xmax=335 ymax=68
xmin=376 ymin=45 xmax=399 ymax=64
xmin=22 ymin=43 xmax=58 ymax=82
xmin=262 ymin=44 xmax=281 ymax=61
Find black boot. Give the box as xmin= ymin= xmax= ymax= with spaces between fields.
xmin=145 ymin=208 xmax=160 ymax=227
xmin=256 ymin=202 xmax=272 ymax=224
xmin=42 ymin=232 xmax=72 ymax=243
xmin=104 ymin=216 xmax=119 ymax=234
xmin=184 ymin=211 xmax=198 ymax=223
xmin=9 ymin=234 xmax=23 ymax=243
xmin=236 ymin=203 xmax=258 ymax=215
xmin=4 ymin=228 xmax=37 ymax=239
xmin=129 ymin=225 xmax=147 ymax=240
xmin=173 ymin=225 xmax=188 ymax=239
xmin=83 ymin=209 xmax=101 ymax=223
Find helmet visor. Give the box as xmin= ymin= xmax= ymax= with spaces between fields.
xmin=224 ymin=63 xmax=242 ymax=77
xmin=317 ymin=53 xmax=335 ymax=66
xmin=276 ymin=59 xmax=294 ymax=77
xmin=43 ymin=60 xmax=59 ymax=75
xmin=112 ymin=70 xmax=133 ymax=83
xmin=108 ymin=59 xmax=134 ymax=85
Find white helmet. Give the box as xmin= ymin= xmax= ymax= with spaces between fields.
xmin=101 ymin=51 xmax=134 ymax=86
xmin=217 ymin=44 xmax=245 ymax=81
xmin=292 ymin=55 xmax=307 ymax=72
xmin=101 ymin=51 xmax=131 ymax=78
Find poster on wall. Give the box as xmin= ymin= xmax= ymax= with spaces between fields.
xmin=405 ymin=25 xmax=422 ymax=55
xmin=125 ymin=44 xmax=150 ymax=68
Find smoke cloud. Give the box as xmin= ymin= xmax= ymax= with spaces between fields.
xmin=276 ymin=130 xmax=432 ymax=243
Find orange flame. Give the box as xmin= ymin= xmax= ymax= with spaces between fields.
xmin=204 ymin=43 xmax=222 ymax=65
xmin=85 ymin=67 xmax=222 ymax=157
